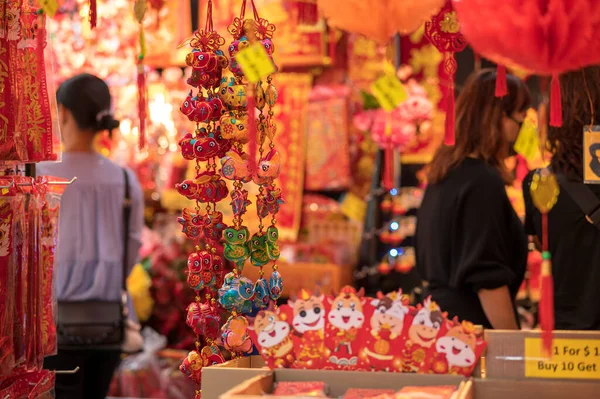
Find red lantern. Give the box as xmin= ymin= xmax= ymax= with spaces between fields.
xmin=424 ymin=1 xmax=467 ymax=145
xmin=454 ymin=0 xmax=600 ymax=126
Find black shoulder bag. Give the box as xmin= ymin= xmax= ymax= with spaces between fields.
xmin=57 ymin=169 xmax=132 ymax=351
xmin=555 ymin=173 xmax=600 ymax=231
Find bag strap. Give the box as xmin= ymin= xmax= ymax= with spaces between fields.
xmin=555 ymin=173 xmax=600 ymax=230
xmin=122 ymin=168 xmax=132 ymax=293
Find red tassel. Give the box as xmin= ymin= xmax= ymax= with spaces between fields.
xmin=444 ymin=80 xmax=455 ymax=146
xmin=539 ymin=213 xmax=554 ymax=357
xmin=90 ymin=0 xmax=97 ymax=29
xmin=383 ymin=148 xmax=394 ymax=191
xmin=550 ymin=74 xmax=562 ymax=127
xmin=540 ymin=254 xmax=554 ymax=357
xmin=495 ymin=64 xmax=507 ymax=97
xmin=246 ymin=93 xmax=257 ymax=173
xmin=137 ymin=63 xmax=147 ymax=150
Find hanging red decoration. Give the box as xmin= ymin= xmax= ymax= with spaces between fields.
xmin=89 ymin=0 xmax=97 ymax=29
xmin=453 ymin=0 xmax=600 ymax=126
xmin=424 ymin=1 xmax=467 ymax=146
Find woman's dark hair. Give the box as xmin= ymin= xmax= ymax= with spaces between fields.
xmin=427 ymin=69 xmax=531 ymax=184
xmin=57 ymin=73 xmax=120 ymax=133
xmin=548 ymin=66 xmax=600 ymax=180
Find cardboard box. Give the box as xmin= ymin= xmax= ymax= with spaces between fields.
xmin=484 ymin=330 xmax=600 ymax=380
xmin=221 ymin=369 xmax=467 ymax=399
xmin=202 ymin=356 xmax=268 ymax=399
xmin=466 ymin=378 xmax=600 ymax=399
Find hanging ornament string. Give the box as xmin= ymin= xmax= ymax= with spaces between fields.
xmin=530 ymin=169 xmax=559 ymax=357
xmin=382 ymin=113 xmax=394 ymax=191
xmin=134 ymin=0 xmax=148 ymax=150
xmin=424 ymin=1 xmax=467 ymax=146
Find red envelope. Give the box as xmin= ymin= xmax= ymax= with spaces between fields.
xmin=420 ymin=318 xmax=486 ymax=377
xmin=401 ymin=296 xmax=447 ymax=373
xmin=286 ymin=288 xmax=327 ymax=369
xmin=247 ymin=305 xmax=296 ymax=369
xmin=324 ymin=286 xmax=368 ymax=370
xmin=358 ymin=290 xmax=410 ymax=372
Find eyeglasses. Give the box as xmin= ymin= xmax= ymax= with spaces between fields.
xmin=508 ymin=115 xmax=524 ymax=131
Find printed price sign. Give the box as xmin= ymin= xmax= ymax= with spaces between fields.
xmin=513 ymin=118 xmax=539 ymax=162
xmin=1 ymin=188 xmax=8 ymax=195
xmin=38 ymin=0 xmax=59 ymax=17
xmin=370 ymin=75 xmax=408 ymax=112
xmin=235 ymin=43 xmax=276 ymax=83
xmin=525 ymin=338 xmax=600 ymax=379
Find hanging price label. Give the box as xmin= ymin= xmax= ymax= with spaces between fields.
xmin=38 ymin=0 xmax=59 ymax=17
xmin=1 ymin=188 xmax=8 ymax=195
xmin=513 ymin=118 xmax=539 ymax=162
xmin=235 ymin=43 xmax=276 ymax=83
xmin=340 ymin=192 xmax=367 ymax=222
xmin=370 ymin=74 xmax=408 ymax=112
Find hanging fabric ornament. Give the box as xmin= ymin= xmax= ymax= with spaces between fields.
xmin=176 ymin=0 xmax=230 ymax=392
xmin=453 ymin=0 xmax=600 ymax=127
xmin=317 ymin=0 xmax=445 ymax=44
xmin=529 ymin=168 xmax=559 ymax=357
xmin=134 ymin=0 xmax=148 ymax=150
xmin=424 ymin=1 xmax=467 ymax=146
xmin=217 ymin=0 xmax=282 ymax=362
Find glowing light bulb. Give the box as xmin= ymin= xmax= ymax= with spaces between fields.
xmin=389 ymin=249 xmax=398 ymax=257
xmin=390 ymin=222 xmax=399 ymax=231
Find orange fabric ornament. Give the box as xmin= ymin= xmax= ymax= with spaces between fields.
xmin=317 ymin=0 xmax=445 ymax=44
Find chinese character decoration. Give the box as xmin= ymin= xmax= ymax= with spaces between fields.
xmin=529 ymin=169 xmax=559 ymax=357
xmin=218 ymin=0 xmax=283 ymax=360
xmin=424 ymin=1 xmax=466 ymax=146
xmin=176 ymin=1 xmax=229 ymax=397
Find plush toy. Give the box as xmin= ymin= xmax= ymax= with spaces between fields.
xmin=223 ymin=226 xmax=250 ymax=268
xmin=220 ymin=113 xmax=249 ymax=143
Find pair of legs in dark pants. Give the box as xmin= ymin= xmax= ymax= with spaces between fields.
xmin=43 ymin=350 xmax=121 ymax=399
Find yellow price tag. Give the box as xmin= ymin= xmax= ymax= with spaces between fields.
xmin=235 ymin=43 xmax=276 ymax=83
xmin=525 ymin=338 xmax=600 ymax=380
xmin=370 ymin=74 xmax=408 ymax=112
xmin=1 ymin=188 xmax=8 ymax=195
xmin=513 ymin=118 xmax=539 ymax=162
xmin=38 ymin=0 xmax=59 ymax=17
xmin=340 ymin=193 xmax=367 ymax=222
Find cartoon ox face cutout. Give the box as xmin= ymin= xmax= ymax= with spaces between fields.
xmin=408 ymin=297 xmax=444 ymax=348
xmin=435 ymin=322 xmax=477 ymax=368
xmin=288 ymin=288 xmax=325 ymax=334
xmin=369 ymin=291 xmax=409 ymax=339
xmin=252 ymin=310 xmax=292 ymax=350
xmin=327 ymin=287 xmax=366 ymax=331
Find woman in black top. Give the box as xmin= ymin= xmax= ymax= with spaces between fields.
xmin=523 ymin=67 xmax=600 ymax=330
xmin=415 ymin=69 xmax=531 ymax=329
